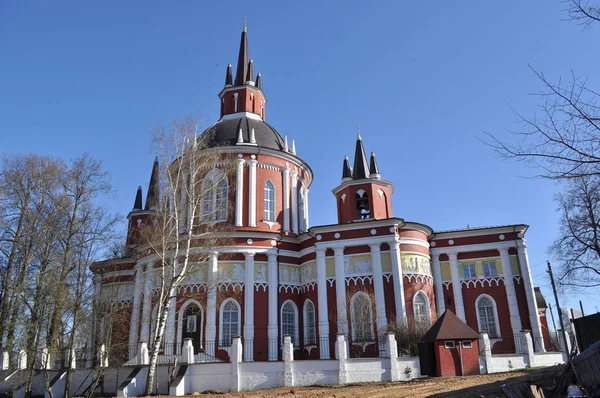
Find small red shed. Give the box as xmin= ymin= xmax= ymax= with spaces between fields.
xmin=419 ymin=310 xmax=480 ymax=377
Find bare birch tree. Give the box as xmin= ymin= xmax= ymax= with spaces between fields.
xmin=140 ymin=115 xmax=233 ymax=395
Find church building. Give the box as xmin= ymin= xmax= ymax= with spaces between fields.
xmin=90 ymin=27 xmax=551 ymax=364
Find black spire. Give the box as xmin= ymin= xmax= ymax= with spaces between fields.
xmin=352 ymin=134 xmax=370 ymax=180
xmin=246 ymin=59 xmax=254 ymax=84
xmin=256 ymin=73 xmax=261 ymax=88
xmin=234 ymin=27 xmax=249 ymax=86
xmin=342 ymin=155 xmax=353 ymax=180
xmin=369 ymin=152 xmax=381 ymax=179
xmin=145 ymin=157 xmax=160 ymax=211
xmin=225 ymin=64 xmax=233 ymax=86
xmin=133 ymin=186 xmax=143 ymax=210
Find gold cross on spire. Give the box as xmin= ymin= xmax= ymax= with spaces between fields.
xmin=243 ymin=17 xmax=247 ymax=32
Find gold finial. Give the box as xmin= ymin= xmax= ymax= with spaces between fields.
xmin=243 ymin=17 xmax=247 ymax=32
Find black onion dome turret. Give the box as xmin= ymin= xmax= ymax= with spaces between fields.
xmin=352 ymin=134 xmax=370 ymax=180
xmin=246 ymin=59 xmax=254 ymax=83
xmin=225 ymin=64 xmax=233 ymax=86
xmin=256 ymin=73 xmax=262 ymax=88
xmin=145 ymin=157 xmax=160 ymax=211
xmin=234 ymin=29 xmax=249 ymax=86
xmin=369 ymin=152 xmax=381 ymax=178
xmin=133 ymin=186 xmax=143 ymax=210
xmin=202 ymin=117 xmax=285 ymax=151
xmin=342 ymin=155 xmax=353 ymax=180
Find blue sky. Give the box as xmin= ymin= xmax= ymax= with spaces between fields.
xmin=1 ymin=1 xmax=599 ymax=318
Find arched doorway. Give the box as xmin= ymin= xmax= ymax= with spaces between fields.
xmin=181 ymin=302 xmax=203 ymax=351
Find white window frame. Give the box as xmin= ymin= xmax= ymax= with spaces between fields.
xmin=176 ymin=300 xmax=204 ymax=354
xmin=462 ymin=341 xmax=473 ymax=348
xmin=462 ymin=263 xmax=477 ymax=279
xmin=483 ymin=261 xmax=498 ymax=278
xmin=280 ymin=300 xmax=299 ymax=346
xmin=475 ymin=294 xmax=501 ymax=338
xmin=303 ymin=299 xmax=317 ymax=346
xmin=444 ymin=341 xmax=455 ymax=349
xmin=200 ymin=168 xmax=228 ymax=224
xmin=219 ymin=298 xmax=241 ymax=347
xmin=412 ymin=290 xmax=431 ymax=327
xmin=263 ymin=180 xmax=276 ymax=222
xmin=350 ymin=291 xmax=375 ymax=342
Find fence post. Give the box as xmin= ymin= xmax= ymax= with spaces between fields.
xmin=182 ymin=338 xmax=194 ymax=364
xmin=283 ymin=335 xmax=294 ymax=387
xmin=387 ymin=333 xmax=400 ymax=382
xmin=18 ymin=350 xmax=27 ymax=370
xmin=139 ymin=342 xmax=149 ymax=365
xmin=337 ymin=333 xmax=348 ymax=384
xmin=521 ymin=331 xmax=535 ymax=368
xmin=1 ymin=352 xmax=8 ymax=371
xmin=559 ymin=330 xmax=572 ymax=354
xmin=65 ymin=348 xmax=76 ymax=369
xmin=98 ymin=344 xmax=108 ymax=368
xmin=478 ymin=332 xmax=493 ymax=374
xmin=230 ymin=336 xmax=242 ymax=392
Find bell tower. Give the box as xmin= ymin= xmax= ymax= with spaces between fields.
xmin=333 ymin=134 xmax=393 ymax=223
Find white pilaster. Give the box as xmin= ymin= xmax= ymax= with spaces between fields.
xmin=369 ymin=244 xmax=387 ymax=334
xmin=248 ymin=159 xmax=258 ymax=227
xmin=390 ymin=241 xmax=406 ymax=326
xmin=334 ymin=247 xmax=348 ymax=335
xmin=128 ymin=264 xmax=144 ymax=351
xmin=140 ymin=264 xmax=152 ymax=343
xmin=517 ymin=243 xmax=545 ymax=351
xmin=235 ymin=158 xmax=245 ymax=227
xmin=448 ymin=252 xmax=466 ymax=322
xmin=206 ymin=252 xmax=218 ymax=354
xmin=291 ymin=171 xmax=299 ymax=234
xmin=267 ymin=251 xmax=278 ymax=361
xmin=498 ymin=248 xmax=523 ymax=334
xmin=431 ymin=253 xmax=445 ymax=316
xmin=316 ymin=248 xmax=330 ymax=359
xmin=244 ymin=253 xmax=255 ymax=361
xmin=304 ymin=188 xmax=309 ymax=230
xmin=282 ymin=168 xmax=290 ymax=232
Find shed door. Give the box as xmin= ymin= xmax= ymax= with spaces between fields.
xmin=418 ymin=342 xmax=436 ymax=377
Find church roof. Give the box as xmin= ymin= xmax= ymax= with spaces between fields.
xmin=202 ymin=116 xmax=285 ymax=150
xmin=535 ymin=287 xmax=547 ymax=309
xmin=421 ymin=310 xmax=480 ymax=342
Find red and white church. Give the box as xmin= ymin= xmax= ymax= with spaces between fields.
xmin=91 ymin=28 xmax=551 ymax=364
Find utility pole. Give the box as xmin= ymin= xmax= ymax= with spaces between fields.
xmin=579 ymin=301 xmax=585 ymax=317
xmin=547 ymin=261 xmax=569 ymax=352
xmin=548 ymin=303 xmax=558 ymax=333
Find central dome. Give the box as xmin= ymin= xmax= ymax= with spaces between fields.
xmin=202 ymin=116 xmax=285 ymax=151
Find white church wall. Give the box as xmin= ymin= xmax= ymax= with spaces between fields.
xmin=291 ymin=360 xmax=338 ymax=386
xmin=187 ymin=363 xmax=233 ymax=393
xmin=532 ymin=352 xmax=567 ymax=367
xmin=239 ymin=361 xmax=285 ymax=390
xmin=488 ymin=354 xmax=528 ymax=373
xmin=345 ymin=358 xmax=389 ymax=383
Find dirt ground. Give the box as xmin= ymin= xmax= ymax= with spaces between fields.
xmin=151 ymin=365 xmax=563 ymax=398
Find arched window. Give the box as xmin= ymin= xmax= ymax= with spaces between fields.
xmin=201 ymin=168 xmax=228 ymax=222
xmin=303 ymin=300 xmax=316 ymax=345
xmin=219 ymin=299 xmax=240 ymax=347
xmin=413 ymin=291 xmax=431 ymax=328
xmin=264 ymin=181 xmax=275 ymax=221
xmin=355 ymin=189 xmax=370 ymax=219
xmin=281 ymin=300 xmax=299 ymax=346
xmin=178 ymin=300 xmax=203 ymax=352
xmin=351 ymin=292 xmax=374 ymax=342
xmin=476 ymin=295 xmax=500 ymax=338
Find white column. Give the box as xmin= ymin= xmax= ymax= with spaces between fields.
xmin=316 ymin=248 xmax=330 ymax=359
xmin=498 ymin=248 xmax=523 ymax=334
xmin=291 ymin=171 xmax=299 ymax=234
xmin=390 ymin=241 xmax=406 ymax=326
xmin=244 ymin=253 xmax=255 ymax=361
xmin=248 ymin=158 xmax=258 ymax=227
xmin=282 ymin=168 xmax=290 ymax=232
xmin=140 ymin=264 xmax=152 ymax=343
xmin=369 ymin=244 xmax=387 ymax=334
xmin=448 ymin=252 xmax=466 ymax=322
xmin=431 ymin=253 xmax=445 ymax=316
xmin=206 ymin=252 xmax=218 ymax=354
xmin=334 ymin=247 xmax=348 ymax=335
xmin=304 ymin=188 xmax=309 ymax=229
xmin=128 ymin=264 xmax=144 ymax=353
xmin=267 ymin=251 xmax=278 ymax=361
xmin=517 ymin=243 xmax=545 ymax=351
xmin=235 ymin=158 xmax=245 ymax=227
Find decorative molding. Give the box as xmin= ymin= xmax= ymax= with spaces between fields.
xmin=346 ymin=275 xmax=373 ymax=286
xmin=327 ymin=277 xmax=335 ymax=287
xmin=218 ymin=282 xmax=244 ymax=292
xmin=443 ymin=281 xmax=452 ymax=289
xmin=177 ymin=284 xmax=207 ymax=294
xmin=513 ymin=275 xmax=522 ymax=284
xmin=403 ymin=274 xmax=433 ymax=284
xmin=301 ymin=282 xmax=317 ymax=292
xmin=279 ymin=284 xmax=302 ymax=294
xmin=254 ymin=283 xmax=268 ymax=292
xmin=401 ymin=256 xmax=432 ymax=276
xmin=345 ymin=257 xmax=373 ymax=276
xmin=383 ymin=272 xmax=392 ymax=282
xmin=461 ymin=277 xmax=503 ymax=288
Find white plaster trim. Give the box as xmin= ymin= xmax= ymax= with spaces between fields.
xmin=442 ymin=281 xmax=452 ymax=289
xmin=255 ymin=283 xmax=268 ymax=292
xmin=218 ymin=282 xmax=244 ymax=292
xmin=383 ymin=272 xmax=392 ymax=282
xmin=177 ymin=284 xmax=207 ymax=294
xmin=403 ymin=274 xmax=433 ymax=284
xmin=346 ymin=275 xmax=373 ymax=286
xmin=513 ymin=275 xmax=522 ymax=284
xmin=327 ymin=277 xmax=335 ymax=287
xmin=279 ymin=284 xmax=302 ymax=294
xmin=219 ymin=111 xmax=263 ymax=122
xmin=461 ymin=277 xmax=503 ymax=288
xmin=430 ymin=241 xmax=519 ymax=255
